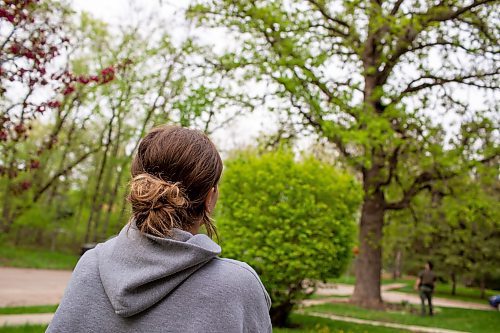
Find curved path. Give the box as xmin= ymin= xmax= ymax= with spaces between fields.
xmin=308 ymin=282 xmax=493 ymax=311
xmin=0 ymin=267 xmax=72 ymax=307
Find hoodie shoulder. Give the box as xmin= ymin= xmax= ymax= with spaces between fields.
xmin=69 ymin=246 xmax=101 ymax=284
xmin=47 ymin=248 xmax=105 ymax=333
xmin=212 ymin=258 xmax=271 ymax=310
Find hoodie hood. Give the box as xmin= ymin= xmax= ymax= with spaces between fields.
xmin=95 ymin=223 xmax=221 ymax=317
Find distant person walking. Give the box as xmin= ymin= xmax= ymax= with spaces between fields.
xmin=415 ymin=261 xmax=436 ymax=316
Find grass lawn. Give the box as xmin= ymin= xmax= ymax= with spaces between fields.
xmin=309 ymin=294 xmax=349 ymax=300
xmin=0 ymin=314 xmax=403 ymax=333
xmin=0 ymin=246 xmax=78 ymax=270
xmin=274 ymin=313 xmax=405 ymax=333
xmin=328 ymin=275 xmax=413 ymax=286
xmin=0 ymin=318 xmax=402 ymax=333
xmin=306 ymin=302 xmax=500 ymax=333
xmin=0 ymin=317 xmax=401 ymax=333
xmin=328 ymin=275 xmax=357 ymax=285
xmin=0 ymin=325 xmax=47 ymax=333
xmin=0 ymin=305 xmax=58 ymax=315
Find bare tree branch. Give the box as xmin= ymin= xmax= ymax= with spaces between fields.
xmin=385 ymin=170 xmax=457 ymax=210
xmin=390 ymin=0 xmax=406 ymax=15
xmin=306 ymin=0 xmax=350 ymax=30
xmin=377 ymin=145 xmax=402 ymax=187
xmin=33 ymin=147 xmax=99 ymax=202
xmin=378 ymin=0 xmax=497 ymax=85
xmin=396 ymin=71 xmax=499 ymax=99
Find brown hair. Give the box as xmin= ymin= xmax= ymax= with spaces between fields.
xmin=128 ymin=125 xmax=222 ymax=238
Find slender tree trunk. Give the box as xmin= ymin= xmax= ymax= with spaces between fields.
xmin=50 ymin=230 xmax=58 ymax=252
xmin=35 ymin=228 xmax=44 ymax=246
xmin=1 ymin=151 xmax=16 ymax=233
xmin=451 ymin=272 xmax=457 ymax=295
xmin=1 ymin=180 xmax=13 ymax=233
xmin=84 ymin=119 xmax=115 ymax=243
xmin=99 ymin=110 xmax=125 ymax=240
xmin=352 ymin=188 xmax=385 ymax=308
xmin=46 ymin=121 xmax=76 ymax=206
xmin=393 ymin=249 xmax=402 ymax=280
xmin=101 ymin=164 xmax=125 ymax=239
xmin=73 ymin=188 xmax=88 ymax=245
xmin=480 ymin=275 xmax=485 ymax=299
xmin=14 ymin=227 xmax=23 ymax=246
xmin=117 ymin=190 xmax=130 ymax=227
xmin=85 ymin=150 xmax=108 ymax=243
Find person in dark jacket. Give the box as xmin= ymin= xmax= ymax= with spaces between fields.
xmin=414 ymin=261 xmax=436 ymax=316
xmin=48 ymin=125 xmax=272 ymax=333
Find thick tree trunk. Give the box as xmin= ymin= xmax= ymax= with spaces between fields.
xmin=353 ymin=21 xmax=388 ymax=306
xmin=352 ymin=190 xmax=385 ymax=308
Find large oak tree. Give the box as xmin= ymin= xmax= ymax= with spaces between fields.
xmin=189 ymin=0 xmax=499 ymax=307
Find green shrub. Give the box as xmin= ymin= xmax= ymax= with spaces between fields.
xmin=217 ymin=149 xmax=362 ymax=326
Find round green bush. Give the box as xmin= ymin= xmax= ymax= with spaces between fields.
xmin=216 ymin=149 xmax=362 ymax=326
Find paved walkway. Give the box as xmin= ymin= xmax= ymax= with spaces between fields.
xmin=0 ymin=267 xmax=72 ymax=307
xmin=303 ymin=311 xmax=470 ymax=333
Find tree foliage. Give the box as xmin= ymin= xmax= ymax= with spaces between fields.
xmin=385 ymin=135 xmax=500 ymax=296
xmin=0 ymin=3 xmax=249 ymax=245
xmin=217 ymin=149 xmax=362 ymax=326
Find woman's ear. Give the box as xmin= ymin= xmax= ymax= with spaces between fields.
xmin=204 ymin=186 xmax=219 ymax=213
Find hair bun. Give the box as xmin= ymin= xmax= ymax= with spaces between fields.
xmin=128 ymin=173 xmax=188 ymax=236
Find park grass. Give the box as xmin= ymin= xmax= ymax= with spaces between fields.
xmin=309 ymin=294 xmax=350 ymax=300
xmin=0 ymin=305 xmax=58 ymax=315
xmin=327 ymin=275 xmax=357 ymax=285
xmin=0 ymin=315 xmax=402 ymax=333
xmin=0 ymin=245 xmax=78 ymax=270
xmin=0 ymin=319 xmax=401 ymax=333
xmin=305 ymin=302 xmax=500 ymax=333
xmin=274 ymin=313 xmax=404 ymax=333
xmin=328 ymin=275 xmax=413 ymax=286
xmin=0 ymin=325 xmax=47 ymax=333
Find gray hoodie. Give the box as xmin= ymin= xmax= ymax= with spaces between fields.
xmin=47 ymin=224 xmax=272 ymax=333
